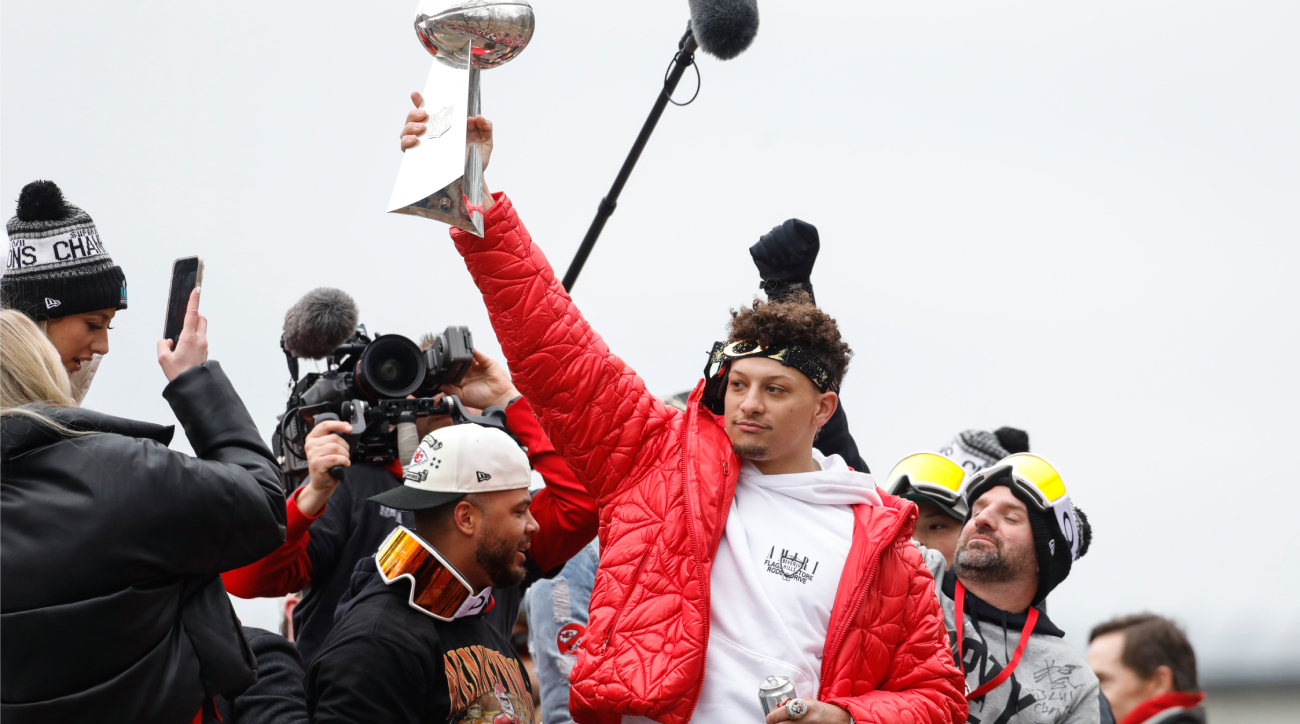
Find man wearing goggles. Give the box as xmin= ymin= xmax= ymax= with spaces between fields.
xmin=221 ymin=348 xmax=596 ymax=665
xmin=887 ymin=427 xmax=1030 ymax=565
xmin=915 ymin=453 xmax=1102 ymax=724
xmin=404 ymin=109 xmax=967 ymax=724
xmin=307 ymin=423 xmax=558 ymax=723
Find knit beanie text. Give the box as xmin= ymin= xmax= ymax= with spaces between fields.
xmin=3 ymin=180 xmax=128 ymax=320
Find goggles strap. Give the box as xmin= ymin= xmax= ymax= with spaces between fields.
xmin=452 ymin=587 xmax=493 ymax=619
xmin=954 ymin=580 xmax=1038 ymax=700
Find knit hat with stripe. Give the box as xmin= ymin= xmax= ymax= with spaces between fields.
xmin=3 ymin=181 xmax=127 ymax=320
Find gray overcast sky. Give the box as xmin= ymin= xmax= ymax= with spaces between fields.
xmin=4 ymin=1 xmax=1297 ymax=683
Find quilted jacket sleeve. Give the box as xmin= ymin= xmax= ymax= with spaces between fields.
xmin=450 ymin=194 xmax=678 ymax=504
xmin=827 ymin=542 xmax=967 ymax=724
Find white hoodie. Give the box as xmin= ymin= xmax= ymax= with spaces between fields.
xmin=690 ymin=450 xmax=880 ymax=721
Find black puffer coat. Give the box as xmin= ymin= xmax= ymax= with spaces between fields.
xmin=1 ymin=362 xmax=286 ymax=724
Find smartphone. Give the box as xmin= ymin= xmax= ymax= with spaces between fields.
xmin=163 ymin=256 xmax=204 ymax=345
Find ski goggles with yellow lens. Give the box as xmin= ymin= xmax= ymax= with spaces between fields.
xmin=885 ymin=452 xmax=969 ymax=519
xmin=375 ymin=526 xmax=489 ymax=621
xmin=965 ymin=453 xmax=1081 ymax=561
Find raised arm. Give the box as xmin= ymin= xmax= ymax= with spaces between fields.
xmin=449 ymin=196 xmax=678 ymax=503
xmin=750 ymin=218 xmax=870 ymax=472
xmin=402 ymin=103 xmax=680 ymax=503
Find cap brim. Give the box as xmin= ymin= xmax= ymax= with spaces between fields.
xmin=901 ymin=492 xmax=964 ymax=521
xmin=368 ymin=486 xmax=466 ymax=511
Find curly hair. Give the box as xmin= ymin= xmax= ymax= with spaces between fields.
xmin=727 ymin=291 xmax=852 ymax=388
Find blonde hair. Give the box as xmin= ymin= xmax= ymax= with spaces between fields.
xmin=1 ymin=309 xmax=82 ymax=433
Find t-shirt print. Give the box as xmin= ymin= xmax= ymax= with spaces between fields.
xmin=763 ymin=546 xmax=821 ymax=584
xmin=444 ymin=644 xmax=535 ymax=723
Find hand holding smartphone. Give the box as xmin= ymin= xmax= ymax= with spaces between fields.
xmin=164 ymin=256 xmax=204 ymax=346
xmin=157 ymin=256 xmax=209 ymax=382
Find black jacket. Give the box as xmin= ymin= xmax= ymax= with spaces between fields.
xmin=1 ymin=362 xmax=286 ymax=724
xmin=215 ymin=628 xmax=308 ymax=724
xmin=292 ymin=462 xmax=413 ymax=665
xmin=306 ymin=567 xmax=535 ymax=724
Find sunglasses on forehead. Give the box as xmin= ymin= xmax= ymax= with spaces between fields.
xmin=700 ymin=340 xmax=837 ymax=414
xmin=375 ymin=526 xmax=483 ymax=621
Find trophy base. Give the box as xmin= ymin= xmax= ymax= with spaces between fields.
xmin=390 ymin=175 xmax=484 ymax=237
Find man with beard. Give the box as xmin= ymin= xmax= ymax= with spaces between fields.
xmin=397 ymin=106 xmax=966 ymax=724
xmin=305 ymin=424 xmax=546 ymax=724
xmin=918 ymin=454 xmax=1102 ymax=723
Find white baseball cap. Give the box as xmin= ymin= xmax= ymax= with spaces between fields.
xmin=368 ymin=423 xmax=530 ymax=511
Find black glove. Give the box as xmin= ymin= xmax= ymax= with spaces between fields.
xmin=749 ymin=218 xmax=819 ymax=305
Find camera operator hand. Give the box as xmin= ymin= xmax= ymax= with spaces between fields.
xmin=439 ymin=350 xmax=520 ymax=411
xmin=297 ymin=419 xmax=353 ymax=518
xmin=401 ymin=92 xmax=494 ymax=213
xmin=156 ymin=287 xmax=209 ymax=382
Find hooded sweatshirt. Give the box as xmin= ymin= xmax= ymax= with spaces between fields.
xmin=667 ymin=450 xmax=882 ymax=721
xmin=919 ymin=547 xmax=1101 ymax=724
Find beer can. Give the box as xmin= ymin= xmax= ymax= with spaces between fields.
xmin=758 ymin=675 xmax=798 ymax=716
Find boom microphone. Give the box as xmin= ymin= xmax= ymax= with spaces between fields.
xmin=689 ymin=0 xmax=760 ymax=60
xmin=562 ymin=3 xmax=760 ymax=292
xmin=282 ymin=287 xmax=360 ymax=360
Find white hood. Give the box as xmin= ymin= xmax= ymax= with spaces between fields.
xmin=740 ymin=450 xmax=882 ymax=508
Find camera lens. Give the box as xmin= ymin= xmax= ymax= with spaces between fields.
xmin=355 ymin=335 xmax=427 ymax=399
xmin=377 ymin=359 xmax=402 ymax=383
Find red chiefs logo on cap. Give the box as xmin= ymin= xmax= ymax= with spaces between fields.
xmin=412 ymin=448 xmax=429 ymax=465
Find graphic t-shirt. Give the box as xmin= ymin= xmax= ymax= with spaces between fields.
xmin=442 ymin=641 xmax=534 ymax=723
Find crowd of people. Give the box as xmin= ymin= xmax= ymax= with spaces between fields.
xmin=0 ymin=101 xmax=1211 ymax=724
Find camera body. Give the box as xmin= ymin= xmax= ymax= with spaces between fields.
xmin=274 ymin=324 xmax=488 ymax=477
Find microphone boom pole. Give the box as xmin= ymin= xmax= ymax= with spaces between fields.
xmin=561 ymin=26 xmax=699 ymax=293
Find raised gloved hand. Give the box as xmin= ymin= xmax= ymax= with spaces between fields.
xmin=749 ymin=218 xmax=819 ymax=305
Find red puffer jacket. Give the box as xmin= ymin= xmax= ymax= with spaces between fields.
xmin=451 ymin=194 xmax=966 ymax=724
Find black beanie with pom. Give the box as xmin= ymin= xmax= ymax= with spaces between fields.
xmin=994 ymin=427 xmax=1030 ymax=455
xmin=3 ymin=180 xmax=127 ymax=320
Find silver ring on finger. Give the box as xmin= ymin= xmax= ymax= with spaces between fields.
xmin=786 ymin=698 xmax=809 ymax=721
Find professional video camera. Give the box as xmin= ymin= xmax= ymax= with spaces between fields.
xmin=272 ymin=288 xmax=512 ymax=480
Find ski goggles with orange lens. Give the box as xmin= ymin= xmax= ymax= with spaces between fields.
xmin=965 ymin=453 xmax=1081 ymax=560
xmin=885 ymin=452 xmax=969 ymax=519
xmin=375 ymin=526 xmax=488 ymax=621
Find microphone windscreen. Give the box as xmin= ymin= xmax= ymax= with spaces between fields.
xmin=689 ymin=0 xmax=759 ymax=60
xmin=282 ymin=287 xmax=359 ymax=359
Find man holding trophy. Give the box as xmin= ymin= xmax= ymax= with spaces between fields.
xmin=392 ymin=9 xmax=967 ymax=724
xmin=398 ymin=108 xmax=966 ymax=724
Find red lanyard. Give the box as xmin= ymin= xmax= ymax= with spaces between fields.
xmin=953 ymin=580 xmax=1039 ymax=700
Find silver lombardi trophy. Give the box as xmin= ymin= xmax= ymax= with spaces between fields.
xmin=387 ymin=1 xmax=534 ymax=236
